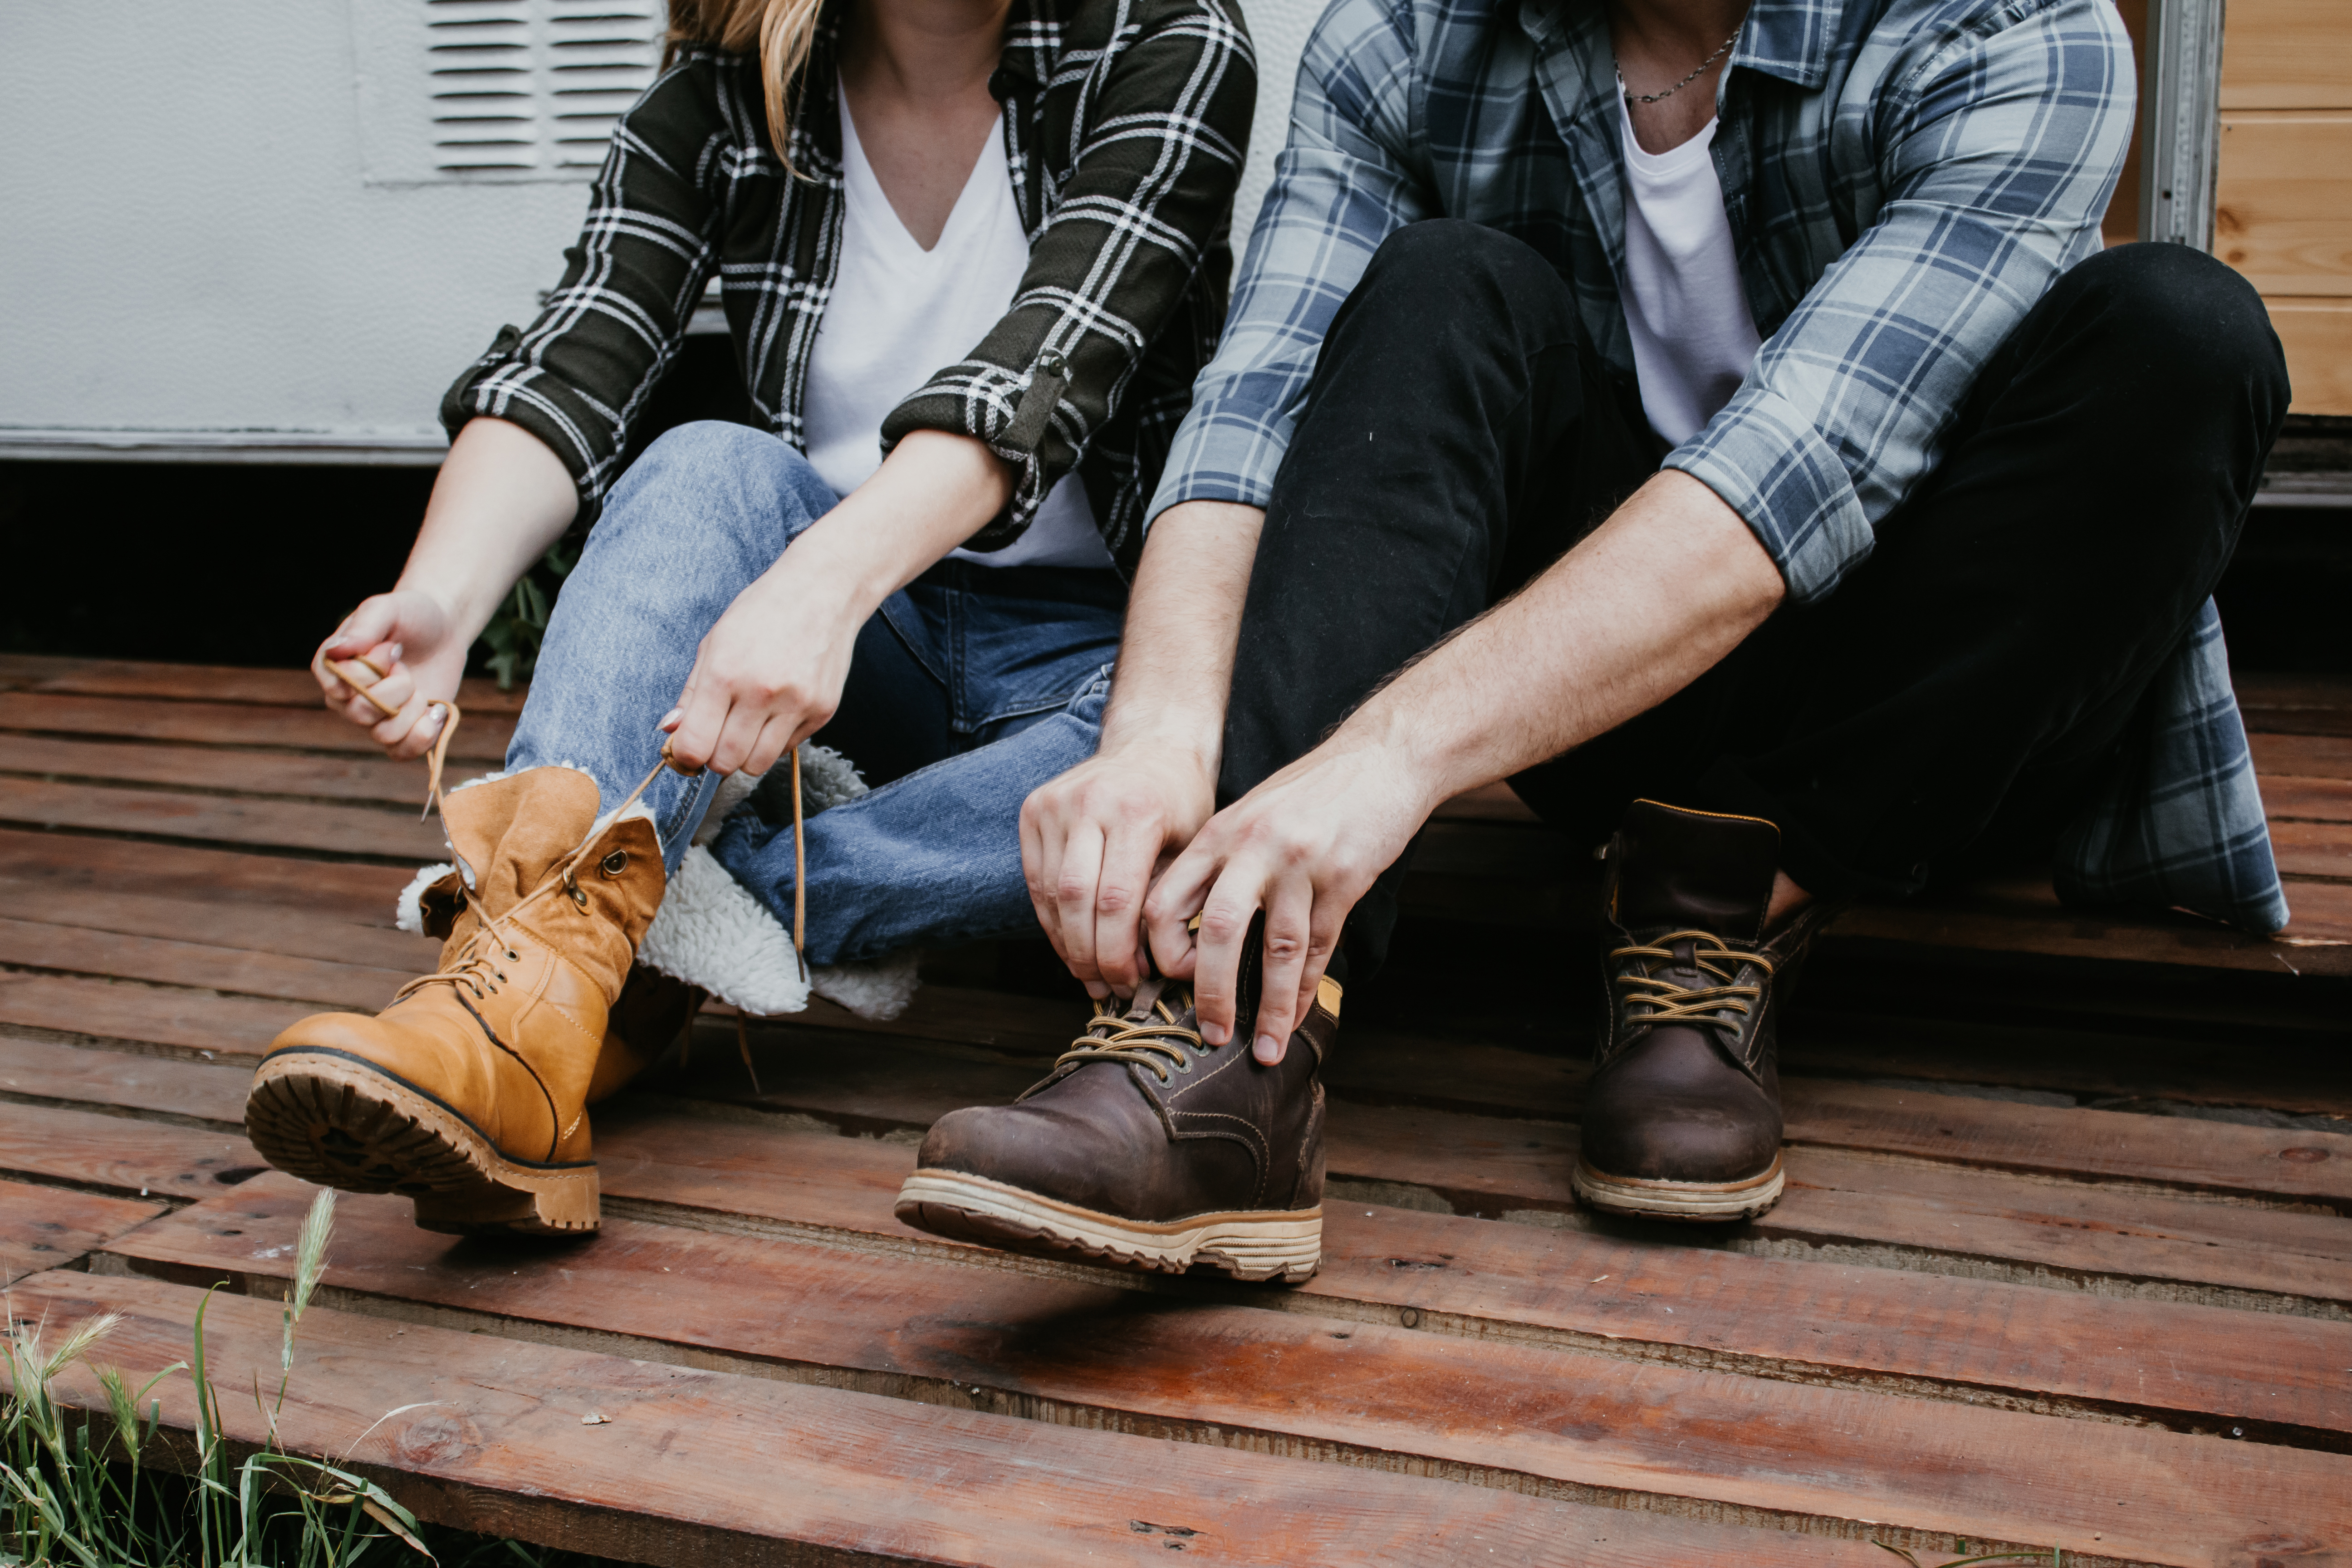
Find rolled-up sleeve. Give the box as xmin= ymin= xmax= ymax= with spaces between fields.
xmin=882 ymin=0 xmax=1256 ymax=549
xmin=440 ymin=56 xmax=727 ymax=525
xmin=1147 ymin=0 xmax=1428 ymax=522
xmin=1666 ymin=0 xmax=2136 ymax=601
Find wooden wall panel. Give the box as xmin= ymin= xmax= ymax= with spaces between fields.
xmin=2215 ymin=116 xmax=2352 ymax=295
xmin=2220 ymin=0 xmax=2352 ymax=111
xmin=2268 ymin=299 xmax=2352 ymax=417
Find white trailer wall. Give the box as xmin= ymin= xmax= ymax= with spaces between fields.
xmin=0 ymin=0 xmax=1319 ymax=463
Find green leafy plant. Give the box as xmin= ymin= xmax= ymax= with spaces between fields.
xmin=477 ymin=543 xmax=578 ymax=691
xmin=0 ymin=1189 xmax=607 ymax=1567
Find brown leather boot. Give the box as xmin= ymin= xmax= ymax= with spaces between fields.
xmin=897 ymin=941 xmax=1337 ymax=1283
xmin=244 ymin=766 xmax=663 ymax=1235
xmin=1572 ymin=799 xmax=1836 ymax=1223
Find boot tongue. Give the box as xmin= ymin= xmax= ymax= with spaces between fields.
xmin=443 ymin=769 xmax=606 ymax=919
xmin=1609 ymin=799 xmax=1779 ymax=942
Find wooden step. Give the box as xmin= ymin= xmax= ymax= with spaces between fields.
xmin=2 ymin=1269 xmax=1913 ymax=1568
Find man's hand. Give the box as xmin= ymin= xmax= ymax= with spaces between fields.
xmin=1016 ymin=498 xmax=1267 ymax=997
xmin=314 ymin=590 xmax=470 ymax=760
xmin=1141 ymin=471 xmax=1786 ymax=1064
xmin=1145 ymin=740 xmax=1430 ymax=1062
xmin=1021 ymin=749 xmax=1215 ymax=997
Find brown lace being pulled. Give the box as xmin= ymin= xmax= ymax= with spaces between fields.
xmin=1053 ymin=978 xmax=1211 ymax=1085
xmin=1609 ymin=929 xmax=1775 ymax=1041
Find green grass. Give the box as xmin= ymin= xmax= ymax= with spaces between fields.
xmin=1 ymin=1189 xmax=620 ymax=1567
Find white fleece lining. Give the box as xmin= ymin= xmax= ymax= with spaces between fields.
xmin=395 ymin=746 xmax=918 ymax=1020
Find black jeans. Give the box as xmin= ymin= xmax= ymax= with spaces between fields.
xmin=1218 ymin=221 xmax=2288 ymax=975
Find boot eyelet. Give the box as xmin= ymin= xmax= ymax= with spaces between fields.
xmin=1171 ymin=1055 xmax=1195 ymax=1074
xmin=600 ymin=849 xmax=629 ymax=877
xmin=568 ymin=885 xmax=589 ymax=911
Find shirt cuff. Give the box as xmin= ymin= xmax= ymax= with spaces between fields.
xmin=883 ymin=361 xmax=1053 ymax=548
xmin=1664 ymin=385 xmax=1875 ymax=605
xmin=1145 ymin=402 xmax=1292 ymax=523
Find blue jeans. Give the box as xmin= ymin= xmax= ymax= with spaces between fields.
xmin=507 ymin=421 xmax=1124 ymax=965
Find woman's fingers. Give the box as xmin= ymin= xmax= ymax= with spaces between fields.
xmin=744 ymin=714 xmax=797 ymax=782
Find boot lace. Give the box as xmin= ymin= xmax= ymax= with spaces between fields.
xmin=1609 ymin=929 xmax=1775 ymax=1041
xmin=1053 ymin=978 xmax=1210 ymax=1085
xmin=395 ymin=704 xmax=810 ymax=1003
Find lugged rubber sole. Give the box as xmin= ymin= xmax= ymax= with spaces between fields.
xmin=244 ymin=1051 xmax=598 ymax=1236
xmin=895 ymin=1169 xmax=1321 ymax=1283
xmin=1571 ymin=1154 xmax=1784 ymax=1222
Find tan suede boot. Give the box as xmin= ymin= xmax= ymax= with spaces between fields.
xmin=245 ymin=765 xmax=663 ymax=1235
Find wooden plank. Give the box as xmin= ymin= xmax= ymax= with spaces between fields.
xmin=20 ymin=661 xmax=529 ymax=715
xmin=0 ymin=691 xmax=511 ymax=764
xmin=2273 ymin=817 xmax=2352 ymax=881
xmin=2221 ymin=0 xmax=2352 ymax=110
xmin=2267 ymin=299 xmax=2352 ymax=420
xmin=0 ymin=877 xmax=437 ymax=975
xmin=0 ymin=971 xmax=315 ymax=1061
xmin=0 ymin=777 xmax=446 ymax=862
xmin=0 ymin=1177 xmax=165 ymax=1282
xmin=0 ymin=916 xmax=409 ymax=1013
xmin=583 ymin=1097 xmax=2352 ymax=1310
xmin=1779 ymin=1079 xmax=2352 ymax=1205
xmin=7 ymin=1271 xmax=1902 ymax=1568
xmin=2216 ymin=116 xmax=2352 ymax=296
xmin=0 ymin=826 xmax=411 ymax=921
xmin=2261 ymin=774 xmax=2352 ymax=823
xmin=1783 ymin=1012 xmax=2352 ymax=1120
xmin=0 ymin=732 xmax=428 ymax=809
xmin=2252 ymin=730 xmax=2352 ymax=778
xmin=103 ymin=1178 xmax=2352 ymax=1562
xmin=1825 ymin=882 xmax=2352 ymax=976
xmin=2235 ymin=673 xmax=2352 ymax=715
xmin=0 ymin=1036 xmax=253 ymax=1127
xmin=138 ymin=1167 xmax=2352 ymax=1449
xmin=0 ymin=1099 xmax=259 ymax=1199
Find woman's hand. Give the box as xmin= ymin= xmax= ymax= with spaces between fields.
xmin=313 ymin=590 xmax=470 ymax=760
xmin=660 ymin=556 xmax=870 ymax=778
xmin=662 ymin=430 xmax=1016 ymax=778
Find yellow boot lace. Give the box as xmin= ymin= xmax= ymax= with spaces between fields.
xmin=1608 ymin=929 xmax=1776 ymax=1040
xmin=1052 ymin=978 xmax=1211 ymax=1085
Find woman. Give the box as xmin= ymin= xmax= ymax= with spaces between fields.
xmin=239 ymin=0 xmax=1254 ymax=1236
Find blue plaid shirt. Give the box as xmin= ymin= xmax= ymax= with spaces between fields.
xmin=1154 ymin=0 xmax=2288 ymax=935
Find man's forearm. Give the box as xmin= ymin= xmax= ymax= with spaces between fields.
xmin=1342 ymin=471 xmax=1785 ymax=813
xmin=1098 ymin=500 xmax=1267 ymax=774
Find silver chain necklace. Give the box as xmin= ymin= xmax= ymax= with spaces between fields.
xmin=1615 ymin=27 xmax=1741 ymax=105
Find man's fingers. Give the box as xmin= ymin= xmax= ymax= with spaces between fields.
xmin=1142 ymin=835 xmax=1220 ymax=982
xmin=1251 ymin=881 xmax=1317 ymax=1064
xmin=1090 ymin=817 xmax=1157 ymax=993
xmin=1186 ymin=871 xmax=1264 ymax=1047
xmin=1053 ymin=822 xmax=1109 ymax=995
xmin=1020 ymin=797 xmax=1073 ymax=966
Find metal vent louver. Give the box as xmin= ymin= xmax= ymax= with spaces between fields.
xmin=425 ymin=0 xmax=665 ymax=175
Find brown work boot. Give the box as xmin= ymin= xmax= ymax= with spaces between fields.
xmin=244 ymin=767 xmax=663 ymax=1235
xmin=896 ymin=936 xmax=1337 ymax=1282
xmin=1572 ymin=799 xmax=1836 ymax=1223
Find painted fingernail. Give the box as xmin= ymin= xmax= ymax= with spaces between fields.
xmin=658 ymin=709 xmax=682 ymax=731
xmin=383 ymin=643 xmax=402 ymax=664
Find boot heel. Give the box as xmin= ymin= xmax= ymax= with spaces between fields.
xmin=413 ymin=1167 xmax=600 ymax=1237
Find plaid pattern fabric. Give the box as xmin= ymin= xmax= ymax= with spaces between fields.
xmin=1155 ymin=0 xmax=2288 ymax=935
xmin=443 ymin=0 xmax=1255 ymax=575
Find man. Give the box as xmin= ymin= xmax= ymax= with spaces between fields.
xmin=894 ymin=0 xmax=2288 ymax=1271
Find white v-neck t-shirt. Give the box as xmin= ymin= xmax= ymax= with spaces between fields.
xmin=1617 ymin=98 xmax=1764 ymax=446
xmin=802 ymin=89 xmax=1110 ymax=570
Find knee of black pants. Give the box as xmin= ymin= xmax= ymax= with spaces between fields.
xmin=1337 ymin=220 xmax=1583 ymax=368
xmin=2041 ymin=244 xmax=2291 ymax=438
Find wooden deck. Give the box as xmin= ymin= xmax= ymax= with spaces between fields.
xmin=0 ymin=652 xmax=2348 ymax=1566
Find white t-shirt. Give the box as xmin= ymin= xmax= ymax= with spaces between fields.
xmin=1617 ymin=99 xmax=1764 ymax=446
xmin=802 ymin=89 xmax=1111 ymax=569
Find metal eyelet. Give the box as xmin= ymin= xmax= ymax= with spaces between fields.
xmin=600 ymin=850 xmax=629 ymax=877
xmin=568 ymin=884 xmax=589 ymax=911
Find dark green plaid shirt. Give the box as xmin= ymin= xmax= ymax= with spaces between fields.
xmin=442 ymin=0 xmax=1254 ymax=575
